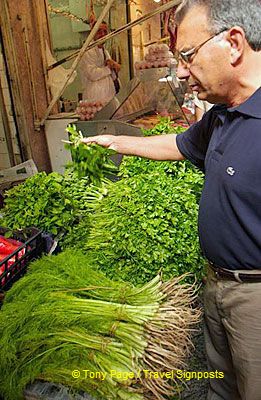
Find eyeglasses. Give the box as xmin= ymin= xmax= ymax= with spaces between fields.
xmin=178 ymin=29 xmax=227 ymax=64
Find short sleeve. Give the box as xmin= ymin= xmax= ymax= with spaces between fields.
xmin=176 ymin=109 xmax=217 ymax=171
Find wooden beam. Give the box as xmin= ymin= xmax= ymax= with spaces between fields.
xmin=34 ymin=0 xmax=54 ymax=107
xmin=0 ymin=0 xmax=31 ymax=161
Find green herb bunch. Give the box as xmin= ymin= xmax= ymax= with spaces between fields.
xmin=120 ymin=157 xmax=203 ymax=203
xmin=141 ymin=117 xmax=185 ymax=136
xmin=120 ymin=119 xmax=204 ymax=202
xmin=85 ymin=171 xmax=205 ymax=285
xmin=0 ymin=249 xmax=200 ymax=400
xmin=65 ymin=125 xmax=118 ymax=183
xmin=0 ymin=171 xmax=106 ymax=240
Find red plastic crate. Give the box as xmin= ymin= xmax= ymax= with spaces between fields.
xmin=0 ymin=227 xmax=44 ymax=291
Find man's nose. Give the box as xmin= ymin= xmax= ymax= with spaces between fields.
xmin=176 ymin=61 xmax=190 ymax=80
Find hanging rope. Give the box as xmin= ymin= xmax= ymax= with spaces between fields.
xmin=48 ymin=4 xmax=88 ymax=24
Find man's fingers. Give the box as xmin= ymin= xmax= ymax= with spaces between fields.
xmin=98 ymin=136 xmax=113 ymax=145
xmin=107 ymin=144 xmax=118 ymax=151
xmin=81 ymin=135 xmax=114 ymax=148
xmin=81 ymin=137 xmax=98 ymax=145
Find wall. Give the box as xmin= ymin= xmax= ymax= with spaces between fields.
xmin=48 ymin=0 xmax=85 ymax=102
xmin=130 ymin=1 xmax=162 ymax=65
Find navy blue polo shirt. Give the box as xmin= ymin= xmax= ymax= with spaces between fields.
xmin=176 ymin=87 xmax=261 ymax=270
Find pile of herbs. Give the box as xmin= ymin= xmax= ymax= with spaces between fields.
xmin=81 ymin=119 xmax=205 ymax=285
xmin=0 ymin=249 xmax=200 ymax=400
xmin=120 ymin=119 xmax=203 ymax=203
xmin=0 ymin=171 xmax=107 ymax=247
xmin=85 ymin=172 xmax=204 ymax=285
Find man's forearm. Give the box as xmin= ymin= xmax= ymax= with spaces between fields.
xmin=81 ymin=134 xmax=185 ymax=161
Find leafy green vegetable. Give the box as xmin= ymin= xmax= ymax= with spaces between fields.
xmin=65 ymin=125 xmax=118 ymax=182
xmin=0 ymin=124 xmax=114 ymax=245
xmin=85 ymin=171 xmax=205 ymax=285
xmin=141 ymin=117 xmax=185 ymax=136
xmin=120 ymin=119 xmax=203 ymax=201
xmin=0 ymin=249 xmax=200 ymax=400
xmin=0 ymin=171 xmax=106 ymax=240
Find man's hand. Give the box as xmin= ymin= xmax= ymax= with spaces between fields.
xmin=81 ymin=135 xmax=120 ymax=152
xmin=106 ymin=59 xmax=121 ymax=74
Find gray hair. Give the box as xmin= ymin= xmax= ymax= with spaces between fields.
xmin=175 ymin=0 xmax=261 ymax=51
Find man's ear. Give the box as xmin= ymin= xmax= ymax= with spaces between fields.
xmin=226 ymin=26 xmax=245 ymax=64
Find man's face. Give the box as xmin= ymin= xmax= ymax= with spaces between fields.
xmin=94 ymin=23 xmax=108 ymax=42
xmin=176 ymin=6 xmax=232 ymax=104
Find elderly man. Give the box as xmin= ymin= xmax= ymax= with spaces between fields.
xmin=82 ymin=1 xmax=261 ymax=399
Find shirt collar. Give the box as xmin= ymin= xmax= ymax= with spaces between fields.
xmin=227 ymin=87 xmax=261 ymax=118
xmin=211 ymin=104 xmax=227 ymax=123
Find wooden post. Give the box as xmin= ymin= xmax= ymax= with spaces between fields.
xmin=140 ymin=31 xmax=145 ymax=60
xmin=0 ymin=0 xmax=52 ymax=171
xmin=34 ymin=0 xmax=54 ymax=106
xmin=0 ymin=0 xmax=32 ymax=161
xmin=0 ymin=76 xmax=15 ymax=166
